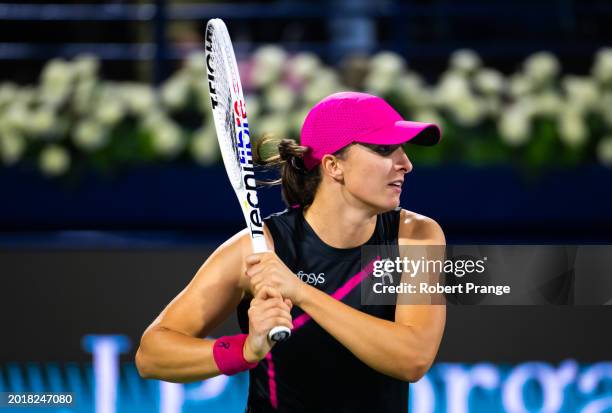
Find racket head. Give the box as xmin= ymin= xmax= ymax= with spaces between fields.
xmin=205 ymin=18 xmax=269 ymax=253
xmin=204 ymin=18 xmax=250 ymax=192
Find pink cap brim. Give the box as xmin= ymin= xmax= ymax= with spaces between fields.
xmin=353 ymin=121 xmax=441 ymax=146
xmin=302 ymin=120 xmax=442 ymax=170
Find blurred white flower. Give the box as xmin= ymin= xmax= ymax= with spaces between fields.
xmin=562 ymin=75 xmax=598 ymax=112
xmin=185 ymin=52 xmax=206 ymax=77
xmin=73 ymin=119 xmax=108 ymax=151
xmin=596 ymin=135 xmax=612 ymax=166
xmin=498 ymin=104 xmax=531 ymax=146
xmin=72 ymin=54 xmax=99 ymax=80
xmin=290 ymin=106 xmax=310 ymax=136
xmin=3 ymin=103 xmax=30 ymax=131
xmin=474 ymin=68 xmax=505 ymax=95
xmin=451 ymin=94 xmax=484 ymax=127
xmin=252 ymin=114 xmax=289 ymax=139
xmin=436 ymin=71 xmax=487 ymax=125
xmin=254 ymin=45 xmax=287 ymax=69
xmin=95 ymin=95 xmax=125 ymax=126
xmin=481 ymin=96 xmax=502 ymax=118
xmin=41 ymin=58 xmax=73 ymax=83
xmin=523 ymin=52 xmax=560 ymax=86
xmin=0 ymin=129 xmax=25 ymax=165
xmin=142 ymin=110 xmax=166 ymax=130
xmin=600 ymin=92 xmax=612 ymax=128
xmin=508 ymin=74 xmax=533 ymax=98
xmin=558 ymin=107 xmax=588 ymax=147
xmin=370 ymin=51 xmax=406 ymax=77
xmin=592 ymin=47 xmax=612 ymax=84
xmin=395 ymin=73 xmax=432 ymax=109
xmin=73 ymin=78 xmax=98 ymax=115
xmin=413 ymin=109 xmax=444 ymax=129
xmin=39 ymin=144 xmax=70 ymax=176
xmin=0 ymin=83 xmax=17 ymax=108
xmin=264 ymin=84 xmax=295 ymax=113
xmin=15 ymin=87 xmax=36 ymax=106
xmin=160 ymin=74 xmax=190 ymax=110
xmin=193 ymin=80 xmax=212 ymax=113
xmin=251 ymin=45 xmax=287 ymax=88
xmin=364 ymin=70 xmax=395 ymax=95
xmin=190 ymin=124 xmax=220 ymax=165
xmin=120 ymin=83 xmax=156 ymax=115
xmin=151 ymin=119 xmax=185 ymax=157
xmin=251 ymin=66 xmax=278 ymax=89
xmin=531 ymin=91 xmax=563 ymax=117
xmin=303 ymin=69 xmax=342 ymax=105
xmin=245 ymin=94 xmax=261 ymax=119
xmin=288 ymin=52 xmax=321 ymax=82
xmin=26 ymin=106 xmax=57 ymax=136
xmin=434 ymin=71 xmax=471 ymax=107
xmin=450 ymin=49 xmax=481 ymax=74
xmin=40 ymin=58 xmax=74 ymax=105
xmin=516 ymin=96 xmax=537 ymax=117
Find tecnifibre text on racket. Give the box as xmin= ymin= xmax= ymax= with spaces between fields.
xmin=204 ymin=18 xmax=291 ymax=343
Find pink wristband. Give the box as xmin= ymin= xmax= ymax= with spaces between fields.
xmin=213 ymin=334 xmax=258 ymax=376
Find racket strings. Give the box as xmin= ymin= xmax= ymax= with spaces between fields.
xmin=207 ymin=21 xmax=243 ymax=189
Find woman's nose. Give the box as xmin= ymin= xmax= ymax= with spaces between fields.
xmin=395 ymin=148 xmax=413 ymax=173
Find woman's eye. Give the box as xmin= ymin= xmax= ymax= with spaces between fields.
xmin=373 ymin=145 xmax=398 ymax=155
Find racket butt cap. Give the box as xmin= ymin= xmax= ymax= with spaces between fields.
xmin=268 ymin=326 xmax=291 ymax=343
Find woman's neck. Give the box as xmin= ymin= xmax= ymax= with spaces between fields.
xmin=303 ymin=192 xmax=377 ymax=249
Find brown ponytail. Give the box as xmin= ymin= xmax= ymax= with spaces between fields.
xmin=253 ymin=135 xmax=322 ymax=208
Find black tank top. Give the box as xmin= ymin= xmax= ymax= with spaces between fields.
xmin=237 ymin=206 xmax=407 ymax=413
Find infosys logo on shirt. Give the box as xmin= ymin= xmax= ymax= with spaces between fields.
xmin=295 ymin=270 xmax=326 ymax=286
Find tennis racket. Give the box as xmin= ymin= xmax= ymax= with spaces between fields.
xmin=204 ymin=18 xmax=291 ymax=343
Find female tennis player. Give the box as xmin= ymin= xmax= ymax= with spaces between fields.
xmin=136 ymin=91 xmax=446 ymax=412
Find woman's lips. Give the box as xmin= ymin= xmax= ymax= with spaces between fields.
xmin=388 ymin=182 xmax=402 ymax=193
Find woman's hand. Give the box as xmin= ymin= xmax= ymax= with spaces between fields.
xmin=243 ymin=286 xmax=293 ymax=363
xmin=245 ymin=252 xmax=306 ymax=305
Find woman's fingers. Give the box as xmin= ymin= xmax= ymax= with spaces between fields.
xmin=259 ymin=307 xmax=293 ymax=325
xmin=245 ymin=253 xmax=265 ymax=266
xmin=248 ymin=285 xmax=294 ymax=345
xmin=245 ymin=265 xmax=261 ymax=277
xmin=256 ymin=284 xmax=282 ymax=300
xmin=251 ymin=294 xmax=291 ymax=313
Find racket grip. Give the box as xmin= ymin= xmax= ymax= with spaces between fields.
xmin=268 ymin=326 xmax=291 ymax=343
xmin=251 ymin=238 xmax=291 ymax=343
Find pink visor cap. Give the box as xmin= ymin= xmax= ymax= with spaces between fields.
xmin=300 ymin=92 xmax=441 ymax=170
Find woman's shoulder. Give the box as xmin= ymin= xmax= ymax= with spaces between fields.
xmin=212 ymin=225 xmax=276 ymax=295
xmin=223 ymin=225 xmax=276 ymax=254
xmin=398 ymin=208 xmax=446 ymax=245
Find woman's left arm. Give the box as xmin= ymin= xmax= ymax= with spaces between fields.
xmin=246 ymin=212 xmax=446 ymax=382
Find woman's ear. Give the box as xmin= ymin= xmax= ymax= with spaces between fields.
xmin=320 ymin=154 xmax=344 ymax=182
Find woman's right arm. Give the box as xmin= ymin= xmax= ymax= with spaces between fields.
xmin=135 ymin=229 xmax=292 ymax=383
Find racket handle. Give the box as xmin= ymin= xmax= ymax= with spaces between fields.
xmin=268 ymin=326 xmax=291 ymax=343
xmin=250 ymin=236 xmax=291 ymax=343
xmin=251 ymin=235 xmax=268 ymax=254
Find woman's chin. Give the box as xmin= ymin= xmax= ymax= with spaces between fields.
xmin=389 ymin=193 xmax=402 ymax=207
xmin=375 ymin=197 xmax=401 ymax=212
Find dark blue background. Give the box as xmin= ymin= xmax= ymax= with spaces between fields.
xmin=2 ymin=165 xmax=611 ymax=243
